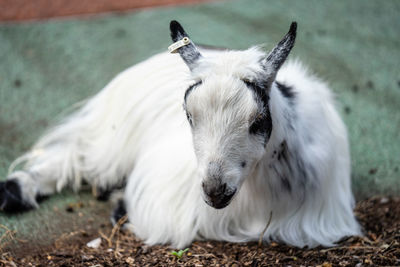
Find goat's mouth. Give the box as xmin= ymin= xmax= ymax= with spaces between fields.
xmin=203 ymin=188 xmax=237 ymax=209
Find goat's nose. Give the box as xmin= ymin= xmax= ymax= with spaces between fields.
xmin=202 ymin=181 xmax=236 ymax=209
xmin=202 ymin=181 xmax=226 ymax=197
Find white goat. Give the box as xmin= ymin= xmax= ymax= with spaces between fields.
xmin=1 ymin=21 xmax=361 ymax=248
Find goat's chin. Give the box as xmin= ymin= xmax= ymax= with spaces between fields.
xmin=202 ymin=193 xmax=236 ymax=210
xmin=204 ymin=199 xmax=231 ymax=209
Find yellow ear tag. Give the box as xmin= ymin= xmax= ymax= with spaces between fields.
xmin=168 ymin=37 xmax=191 ymax=53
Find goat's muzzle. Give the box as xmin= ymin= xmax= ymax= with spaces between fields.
xmin=202 ymin=161 xmax=237 ymax=209
xmin=202 ymin=183 xmax=236 ymax=209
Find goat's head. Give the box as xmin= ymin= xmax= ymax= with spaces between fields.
xmin=170 ymin=20 xmax=297 ymax=209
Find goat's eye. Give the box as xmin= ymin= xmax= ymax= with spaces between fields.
xmin=250 ymin=113 xmax=263 ymax=124
xmin=249 ymin=113 xmax=265 ymax=134
xmin=186 ymin=112 xmax=193 ymax=126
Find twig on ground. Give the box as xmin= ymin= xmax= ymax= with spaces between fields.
xmin=259 ymin=211 xmax=273 ymax=247
xmin=108 ymin=215 xmax=128 ymax=247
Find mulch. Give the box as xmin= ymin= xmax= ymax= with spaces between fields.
xmin=1 ymin=196 xmax=399 ymax=266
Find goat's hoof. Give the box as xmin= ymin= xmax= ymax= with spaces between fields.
xmin=110 ymin=199 xmax=127 ymax=226
xmin=0 ymin=179 xmax=33 ymax=213
xmin=95 ymin=186 xmax=112 ymax=202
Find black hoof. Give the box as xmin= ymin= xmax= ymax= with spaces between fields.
xmin=96 ymin=178 xmax=127 ymax=202
xmin=0 ymin=179 xmax=33 ymax=213
xmin=111 ymin=199 xmax=127 ymax=225
xmin=95 ymin=187 xmax=112 ymax=201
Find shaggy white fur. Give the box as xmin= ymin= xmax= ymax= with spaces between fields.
xmin=5 ymin=22 xmax=361 ymax=249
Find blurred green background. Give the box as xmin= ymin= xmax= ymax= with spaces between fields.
xmin=1 ymin=0 xmax=399 ymax=253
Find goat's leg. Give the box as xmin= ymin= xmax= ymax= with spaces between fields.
xmin=2 ymin=137 xmax=127 ymax=213
xmin=1 ymin=93 xmax=128 ymax=212
xmin=110 ymin=190 xmax=128 ymax=226
xmin=0 ymin=172 xmax=36 ymax=212
xmin=1 ymin=143 xmax=85 ymax=213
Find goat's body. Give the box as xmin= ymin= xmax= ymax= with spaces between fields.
xmin=7 ymin=48 xmax=360 ymax=248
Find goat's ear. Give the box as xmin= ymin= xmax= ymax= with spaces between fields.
xmin=262 ymin=22 xmax=297 ymax=79
xmin=170 ymin=20 xmax=202 ymax=71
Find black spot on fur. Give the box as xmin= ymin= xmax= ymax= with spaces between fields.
xmin=276 ymin=81 xmax=295 ymax=99
xmin=270 ymin=164 xmax=292 ymax=194
xmin=112 ymin=199 xmax=127 ymax=225
xmin=241 ymin=161 xmax=247 ymax=168
xmin=281 ymin=176 xmax=292 ymax=192
xmin=277 ymin=141 xmax=291 ymax=170
xmin=276 ymin=141 xmax=295 ymax=192
xmin=271 ymin=140 xmax=316 ymax=199
xmin=0 ymin=179 xmax=33 ymax=213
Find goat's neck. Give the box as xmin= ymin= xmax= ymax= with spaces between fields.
xmin=260 ymin=81 xmax=296 ymax=169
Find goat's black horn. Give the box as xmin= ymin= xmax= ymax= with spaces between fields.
xmin=265 ymin=21 xmax=297 ymax=71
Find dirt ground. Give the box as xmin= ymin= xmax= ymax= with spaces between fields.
xmin=1 ymin=196 xmax=399 ymax=266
